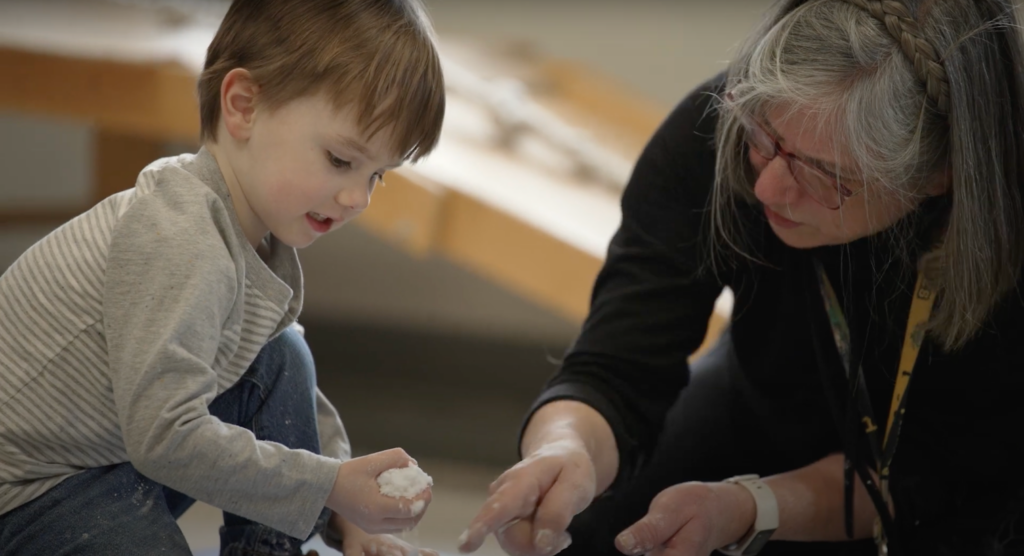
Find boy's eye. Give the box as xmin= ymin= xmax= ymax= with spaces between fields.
xmin=327 ymin=152 xmax=351 ymax=169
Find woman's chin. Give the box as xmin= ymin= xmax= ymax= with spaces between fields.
xmin=769 ymin=223 xmax=830 ymax=249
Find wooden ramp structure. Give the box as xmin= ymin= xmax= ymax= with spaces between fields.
xmin=0 ymin=0 xmax=730 ymax=355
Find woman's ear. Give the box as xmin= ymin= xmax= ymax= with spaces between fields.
xmin=924 ymin=164 xmax=952 ymax=196
xmin=220 ymin=68 xmax=259 ymax=142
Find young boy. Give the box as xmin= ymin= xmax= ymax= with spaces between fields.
xmin=0 ymin=0 xmax=445 ymax=554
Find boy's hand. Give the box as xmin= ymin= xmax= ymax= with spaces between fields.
xmin=326 ymin=448 xmax=432 ymax=534
xmin=325 ymin=511 xmax=440 ymax=556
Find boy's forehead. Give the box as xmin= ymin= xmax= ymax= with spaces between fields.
xmin=294 ymin=87 xmax=434 ymax=166
xmin=296 ymin=95 xmax=401 ymax=163
xmin=326 ymin=126 xmax=404 ymax=167
xmin=330 ymin=133 xmax=372 ymax=157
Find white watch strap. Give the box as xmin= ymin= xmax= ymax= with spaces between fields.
xmin=719 ymin=475 xmax=779 ymax=556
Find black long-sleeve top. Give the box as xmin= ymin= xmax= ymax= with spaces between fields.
xmin=529 ymin=75 xmax=1024 ymax=555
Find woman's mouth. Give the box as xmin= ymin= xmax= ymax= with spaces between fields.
xmin=306 ymin=211 xmax=334 ymax=233
xmin=764 ymin=206 xmax=802 ymax=229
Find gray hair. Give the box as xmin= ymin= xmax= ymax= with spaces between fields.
xmin=711 ymin=0 xmax=1024 ymax=350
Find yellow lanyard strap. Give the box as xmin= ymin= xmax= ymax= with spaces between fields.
xmin=816 ymin=263 xmax=936 ymax=556
xmin=817 ymin=266 xmax=935 ymax=471
xmin=881 ymin=271 xmax=936 ymax=473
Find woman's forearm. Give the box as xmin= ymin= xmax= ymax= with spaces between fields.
xmin=520 ymin=400 xmax=620 ymax=494
xmin=760 ymin=452 xmax=878 ymax=541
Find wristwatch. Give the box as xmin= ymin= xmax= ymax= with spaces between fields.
xmin=718 ymin=474 xmax=779 ymax=556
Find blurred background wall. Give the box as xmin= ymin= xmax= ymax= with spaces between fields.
xmin=0 ymin=0 xmax=771 ymax=467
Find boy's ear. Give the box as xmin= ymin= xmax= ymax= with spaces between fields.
xmin=220 ymin=68 xmax=259 ymax=142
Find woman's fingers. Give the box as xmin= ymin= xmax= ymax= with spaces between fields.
xmin=661 ymin=528 xmax=707 ymax=556
xmin=494 ymin=518 xmax=534 ymax=556
xmin=494 ymin=518 xmax=572 ymax=556
xmin=623 ymin=520 xmax=709 ymax=556
xmin=616 ymin=512 xmax=685 ymax=556
xmin=615 ymin=483 xmax=723 ymax=556
xmin=483 ymin=484 xmax=577 ymax=556
xmin=458 ymin=480 xmax=537 ymax=553
xmin=529 ymin=476 xmax=590 ymax=553
xmin=461 ymin=441 xmax=599 ymax=555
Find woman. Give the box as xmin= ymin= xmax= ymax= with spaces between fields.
xmin=457 ymin=1 xmax=1024 ymax=555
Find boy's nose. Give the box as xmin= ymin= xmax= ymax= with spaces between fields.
xmin=336 ymin=184 xmax=370 ymax=213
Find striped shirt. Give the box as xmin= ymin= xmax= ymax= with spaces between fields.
xmin=0 ymin=148 xmax=350 ymax=539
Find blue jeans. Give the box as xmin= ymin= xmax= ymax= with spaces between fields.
xmin=0 ymin=327 xmax=331 ymax=555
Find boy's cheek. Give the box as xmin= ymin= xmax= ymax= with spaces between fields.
xmin=331 ymin=218 xmax=351 ymax=232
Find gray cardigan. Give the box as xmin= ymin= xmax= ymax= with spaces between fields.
xmin=0 ymin=148 xmax=349 ymax=539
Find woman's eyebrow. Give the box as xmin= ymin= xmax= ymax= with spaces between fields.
xmin=762 ymin=118 xmax=856 ymax=178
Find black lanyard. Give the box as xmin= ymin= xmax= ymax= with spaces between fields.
xmin=815 ymin=261 xmax=936 ymax=555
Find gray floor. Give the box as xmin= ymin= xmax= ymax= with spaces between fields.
xmin=179 ymin=458 xmax=508 ymax=556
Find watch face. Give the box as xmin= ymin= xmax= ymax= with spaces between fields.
xmin=742 ymin=529 xmax=776 ymax=556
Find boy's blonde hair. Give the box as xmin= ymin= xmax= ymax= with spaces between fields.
xmin=198 ymin=0 xmax=445 ymax=162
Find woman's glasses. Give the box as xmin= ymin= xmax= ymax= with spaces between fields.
xmin=726 ymin=92 xmax=859 ymax=210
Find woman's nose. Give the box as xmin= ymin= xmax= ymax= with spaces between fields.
xmin=753 ymin=156 xmax=802 ymax=207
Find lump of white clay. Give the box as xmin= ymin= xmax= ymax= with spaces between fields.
xmin=409 ymin=499 xmax=426 ymax=516
xmin=377 ymin=463 xmax=433 ymax=499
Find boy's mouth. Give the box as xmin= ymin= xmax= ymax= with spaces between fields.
xmin=306 ymin=211 xmax=334 ymax=232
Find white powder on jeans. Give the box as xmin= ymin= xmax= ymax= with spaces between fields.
xmin=377 ymin=464 xmax=433 ymax=499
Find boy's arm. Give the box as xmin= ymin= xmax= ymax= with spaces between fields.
xmin=316 ymin=388 xmax=352 ymax=461
xmin=104 ymin=186 xmax=340 ymax=540
xmin=292 ymin=321 xmax=350 ymax=461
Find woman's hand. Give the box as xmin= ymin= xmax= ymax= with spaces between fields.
xmin=326 ymin=448 xmax=432 ymax=534
xmin=457 ymin=438 xmax=597 ymax=556
xmin=324 ymin=511 xmax=441 ymax=556
xmin=614 ymin=482 xmax=755 ymax=556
